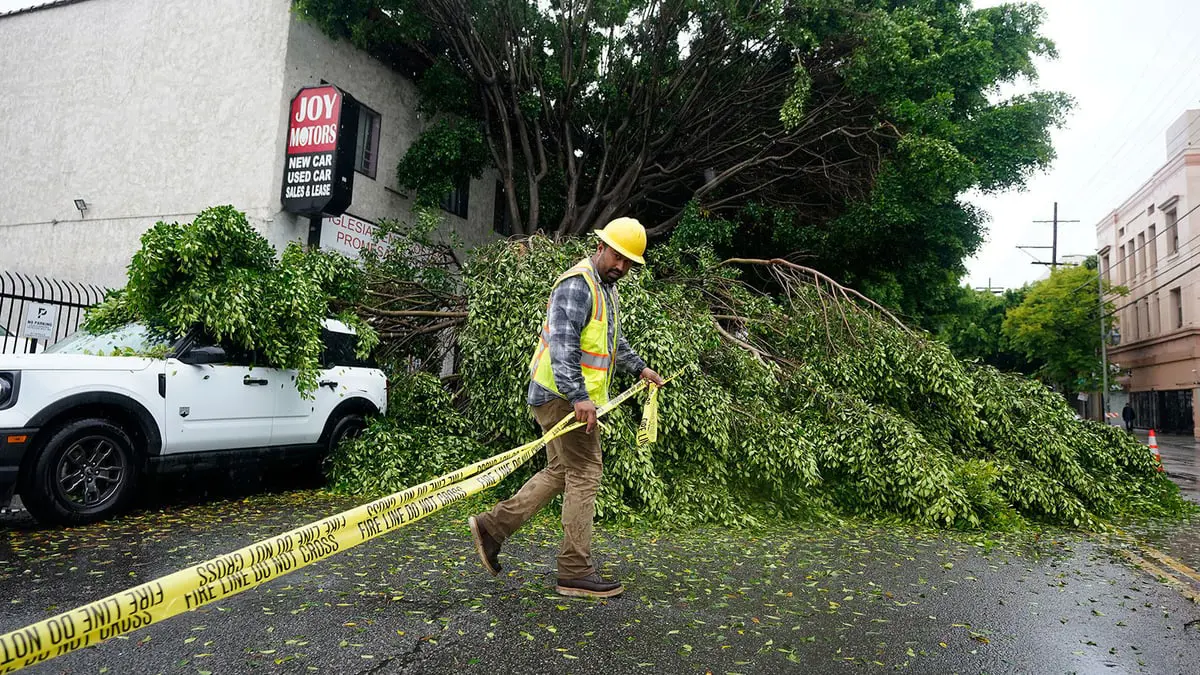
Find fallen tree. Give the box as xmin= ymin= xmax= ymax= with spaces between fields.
xmin=80 ymin=206 xmax=1189 ymax=531
xmin=82 ymin=205 xmax=377 ymax=395
xmin=330 ymin=225 xmax=1190 ymax=531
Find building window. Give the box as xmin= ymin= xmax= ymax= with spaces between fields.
xmin=1118 ymin=227 xmax=1125 ymax=238
xmin=1128 ymin=239 xmax=1136 ymax=276
xmin=1101 ymin=254 xmax=1110 ymax=282
xmin=355 ymin=103 xmax=381 ymax=179
xmin=1148 ymin=225 xmax=1157 ymax=269
xmin=1166 ymin=207 xmax=1179 ymax=255
xmin=1171 ymin=287 xmax=1183 ymax=328
xmin=1153 ymin=293 xmax=1161 ymax=335
xmin=1118 ymin=245 xmax=1126 ymax=283
xmin=1137 ymin=233 xmax=1146 ymax=275
xmin=440 ymin=176 xmax=470 ymax=219
xmin=492 ymin=181 xmax=512 ymax=236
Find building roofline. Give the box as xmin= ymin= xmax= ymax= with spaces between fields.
xmin=0 ymin=0 xmax=92 ymax=19
xmin=1094 ymin=145 xmax=1200 ymax=231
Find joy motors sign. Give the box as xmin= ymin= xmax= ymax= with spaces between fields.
xmin=281 ymin=85 xmax=358 ymax=216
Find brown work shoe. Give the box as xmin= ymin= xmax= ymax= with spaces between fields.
xmin=555 ymin=573 xmax=624 ymax=598
xmin=468 ymin=515 xmax=501 ymax=576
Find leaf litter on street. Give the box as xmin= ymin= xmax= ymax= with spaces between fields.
xmin=5 ymin=488 xmax=1200 ymax=672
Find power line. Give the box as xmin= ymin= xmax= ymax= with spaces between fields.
xmin=1064 ymin=199 xmax=1200 ymax=297
xmin=1076 ymin=39 xmax=1200 ymax=199
xmin=1108 ymin=224 xmax=1200 ymax=295
xmin=1103 ymin=203 xmax=1200 ymax=318
xmin=1085 ymin=101 xmax=1200 ymax=203
xmin=1106 ymin=256 xmax=1200 ymax=319
xmin=1077 ymin=111 xmax=1200 ymax=259
xmin=1102 ymin=200 xmax=1200 ymax=298
xmin=1016 ymin=245 xmax=1048 ymax=263
xmin=1115 ymin=231 xmax=1200 ymax=299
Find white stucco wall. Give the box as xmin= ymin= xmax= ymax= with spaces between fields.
xmin=0 ymin=0 xmax=295 ymax=288
xmin=0 ymin=0 xmax=499 ymax=290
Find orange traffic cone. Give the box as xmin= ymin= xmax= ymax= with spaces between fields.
xmin=1148 ymin=429 xmax=1164 ymax=472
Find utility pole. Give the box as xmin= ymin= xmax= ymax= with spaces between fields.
xmin=1031 ymin=202 xmax=1081 ymax=270
xmin=972 ymin=278 xmax=1005 ymax=295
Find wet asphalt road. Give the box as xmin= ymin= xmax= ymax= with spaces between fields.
xmin=4 ymin=466 xmax=1200 ymax=673
xmin=1149 ymin=430 xmax=1200 ymax=503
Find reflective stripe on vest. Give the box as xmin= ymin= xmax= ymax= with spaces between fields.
xmin=529 ymin=258 xmax=614 ymax=404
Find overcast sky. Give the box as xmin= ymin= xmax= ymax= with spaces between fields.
xmin=3 ymin=0 xmax=1198 ymax=292
xmin=966 ymin=0 xmax=1200 ymax=290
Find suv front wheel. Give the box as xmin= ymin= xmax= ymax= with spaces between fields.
xmin=327 ymin=413 xmax=367 ymax=453
xmin=20 ymin=418 xmax=140 ymax=526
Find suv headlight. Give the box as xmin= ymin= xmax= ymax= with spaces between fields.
xmin=0 ymin=372 xmax=18 ymax=410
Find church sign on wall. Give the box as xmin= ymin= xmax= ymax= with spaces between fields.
xmin=281 ymin=85 xmax=358 ymax=216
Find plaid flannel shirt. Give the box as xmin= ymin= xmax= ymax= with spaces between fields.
xmin=528 ymin=275 xmax=647 ymax=406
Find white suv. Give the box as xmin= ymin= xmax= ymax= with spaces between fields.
xmin=0 ymin=319 xmax=387 ymax=525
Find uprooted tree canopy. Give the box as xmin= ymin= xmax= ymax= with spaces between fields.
xmin=294 ymin=0 xmax=1071 ymax=322
xmin=81 ymin=205 xmax=1189 ymax=531
xmin=327 ymin=216 xmax=1189 ymax=532
xmin=81 ymin=205 xmax=377 ymax=395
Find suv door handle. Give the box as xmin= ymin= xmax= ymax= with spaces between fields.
xmin=243 ymin=375 xmax=269 ymax=386
xmin=319 ymin=380 xmax=338 ymax=391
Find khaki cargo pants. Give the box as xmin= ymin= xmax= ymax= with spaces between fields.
xmin=477 ymin=397 xmax=602 ymax=580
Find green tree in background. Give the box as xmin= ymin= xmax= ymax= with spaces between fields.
xmin=1001 ymin=262 xmax=1121 ymax=396
xmin=936 ymin=284 xmax=1035 ymax=374
xmin=293 ymin=0 xmax=1071 ymax=323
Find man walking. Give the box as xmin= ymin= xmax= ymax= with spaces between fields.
xmin=1122 ymin=402 xmax=1136 ymax=432
xmin=469 ymin=217 xmax=664 ymax=599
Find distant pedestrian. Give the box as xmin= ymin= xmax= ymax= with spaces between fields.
xmin=1122 ymin=402 xmax=1135 ymax=432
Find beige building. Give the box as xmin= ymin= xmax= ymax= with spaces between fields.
xmin=1097 ymin=109 xmax=1200 ymax=435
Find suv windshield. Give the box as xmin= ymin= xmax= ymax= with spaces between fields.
xmin=45 ymin=323 xmax=175 ymax=356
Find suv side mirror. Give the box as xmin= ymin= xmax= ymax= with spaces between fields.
xmin=179 ymin=345 xmax=226 ymax=365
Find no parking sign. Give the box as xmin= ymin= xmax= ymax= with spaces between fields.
xmin=21 ymin=302 xmax=57 ymax=340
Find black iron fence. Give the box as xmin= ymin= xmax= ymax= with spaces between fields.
xmin=1130 ymin=389 xmax=1195 ymax=435
xmin=1 ymin=271 xmax=109 ymax=354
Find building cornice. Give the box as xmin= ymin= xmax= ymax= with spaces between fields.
xmin=1109 ymin=327 xmax=1200 ymax=356
xmin=1095 ymin=147 xmax=1200 ymax=232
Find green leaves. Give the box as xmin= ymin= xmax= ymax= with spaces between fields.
xmin=779 ymin=63 xmax=813 ymax=132
xmin=83 ymin=205 xmax=367 ymax=397
xmin=324 ymin=234 xmax=1192 ymax=532
xmin=327 ymin=372 xmax=481 ymax=496
xmin=395 ymin=117 xmax=489 ymax=207
xmin=1001 ymin=263 xmax=1118 ymax=394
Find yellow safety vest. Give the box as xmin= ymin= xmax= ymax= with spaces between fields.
xmin=529 ymin=258 xmax=616 ymax=405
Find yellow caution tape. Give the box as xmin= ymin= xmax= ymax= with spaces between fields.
xmin=0 ymin=377 xmax=663 ymax=673
xmin=636 ymin=383 xmax=659 ymax=446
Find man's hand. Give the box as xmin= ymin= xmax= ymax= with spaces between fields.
xmin=640 ymin=367 xmax=666 ymax=386
xmin=574 ymin=399 xmax=598 ymax=434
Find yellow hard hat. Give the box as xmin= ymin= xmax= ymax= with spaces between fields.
xmin=595 ymin=217 xmax=647 ymax=264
